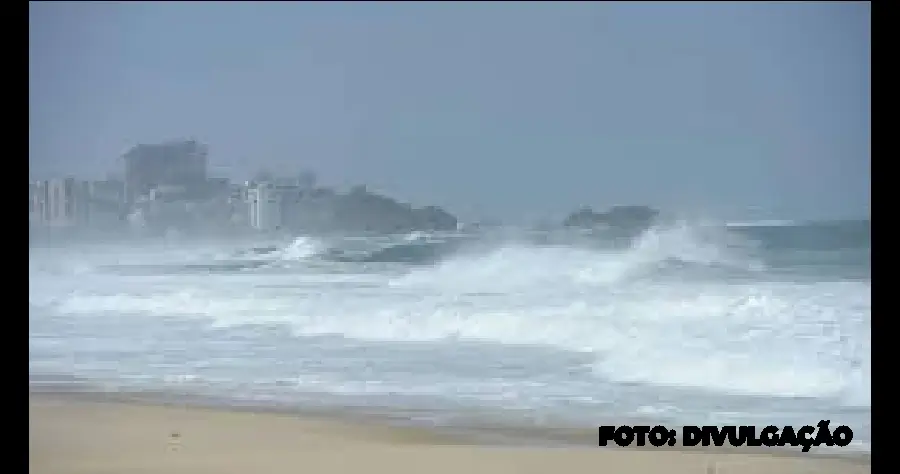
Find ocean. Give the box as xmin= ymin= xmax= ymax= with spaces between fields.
xmin=28 ymin=219 xmax=871 ymax=452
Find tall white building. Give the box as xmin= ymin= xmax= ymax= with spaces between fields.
xmin=247 ymin=183 xmax=282 ymax=231
xmin=246 ymin=179 xmax=306 ymax=232
xmin=30 ymin=181 xmax=44 ymax=224
xmin=30 ymin=178 xmax=89 ymax=228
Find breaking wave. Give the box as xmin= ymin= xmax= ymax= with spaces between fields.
xmin=29 ymin=219 xmax=871 ymax=449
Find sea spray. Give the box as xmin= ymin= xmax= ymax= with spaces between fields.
xmin=29 ymin=220 xmax=871 ymax=452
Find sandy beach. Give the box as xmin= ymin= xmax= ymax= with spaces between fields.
xmin=29 ymin=394 xmax=870 ymax=474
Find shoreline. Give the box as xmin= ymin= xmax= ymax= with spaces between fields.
xmin=29 ymin=391 xmax=871 ymax=474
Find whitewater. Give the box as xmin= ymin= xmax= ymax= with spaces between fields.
xmin=28 ymin=220 xmax=871 ymax=452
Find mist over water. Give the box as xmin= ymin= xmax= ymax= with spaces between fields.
xmin=29 ymin=220 xmax=870 ymax=451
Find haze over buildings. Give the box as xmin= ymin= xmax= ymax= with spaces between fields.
xmin=29 ymin=2 xmax=870 ymax=222
xmin=29 ymin=138 xmax=460 ymax=237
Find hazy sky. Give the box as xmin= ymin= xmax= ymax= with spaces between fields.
xmin=29 ymin=1 xmax=870 ymax=222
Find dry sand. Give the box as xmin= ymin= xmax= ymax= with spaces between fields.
xmin=29 ymin=394 xmax=870 ymax=474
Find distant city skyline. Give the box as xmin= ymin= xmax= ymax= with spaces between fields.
xmin=29 ymin=2 xmax=870 ymax=222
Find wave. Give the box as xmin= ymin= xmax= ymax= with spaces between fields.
xmin=80 ymin=237 xmax=326 ymax=275
xmin=35 ymin=220 xmax=870 ymax=406
xmin=42 ymin=219 xmax=866 ymax=282
xmin=384 ymin=222 xmax=767 ymax=289
xmin=301 ymin=222 xmax=765 ymax=274
xmin=56 ymin=219 xmax=865 ymax=279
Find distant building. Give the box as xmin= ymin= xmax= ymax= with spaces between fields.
xmin=228 ymin=183 xmax=244 ymax=202
xmin=274 ymin=181 xmax=306 ymax=231
xmin=148 ymin=184 xmax=190 ymax=202
xmin=86 ymin=179 xmax=126 ymax=229
xmin=205 ymin=177 xmax=231 ymax=199
xmin=297 ymin=170 xmax=317 ymax=190
xmin=31 ymin=178 xmax=124 ymax=229
xmin=123 ymin=139 xmax=208 ymax=204
xmin=30 ymin=181 xmax=47 ymax=224
xmin=32 ymin=178 xmax=89 ymax=227
xmin=246 ymin=179 xmax=307 ymax=232
xmin=227 ymin=184 xmax=248 ymax=227
xmin=87 ymin=179 xmax=125 ymax=204
xmin=247 ymin=183 xmax=281 ymax=231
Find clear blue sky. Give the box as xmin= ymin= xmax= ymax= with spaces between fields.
xmin=29 ymin=1 xmax=870 ymax=222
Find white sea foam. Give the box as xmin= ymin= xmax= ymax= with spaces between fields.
xmin=277 ymin=236 xmax=322 ymax=261
xmin=28 ymin=222 xmax=871 ymax=449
